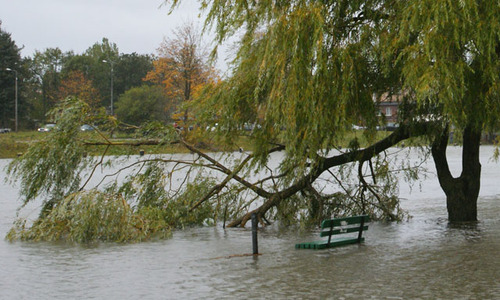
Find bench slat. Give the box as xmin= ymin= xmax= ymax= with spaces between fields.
xmin=321 ymin=215 xmax=370 ymax=229
xmin=319 ymin=225 xmax=369 ymax=237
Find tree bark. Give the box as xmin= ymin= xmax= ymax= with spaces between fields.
xmin=432 ymin=125 xmax=481 ymax=222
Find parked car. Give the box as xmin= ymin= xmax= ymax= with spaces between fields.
xmin=37 ymin=124 xmax=56 ymax=132
xmin=352 ymin=124 xmax=366 ymax=130
xmin=80 ymin=124 xmax=95 ymax=132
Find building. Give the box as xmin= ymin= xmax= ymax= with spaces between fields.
xmin=376 ymin=92 xmax=402 ymax=130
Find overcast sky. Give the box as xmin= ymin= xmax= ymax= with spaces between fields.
xmin=0 ymin=0 xmax=231 ymax=70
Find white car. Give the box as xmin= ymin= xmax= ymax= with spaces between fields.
xmin=37 ymin=124 xmax=56 ymax=132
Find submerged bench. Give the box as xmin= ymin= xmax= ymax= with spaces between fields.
xmin=295 ymin=215 xmax=370 ymax=249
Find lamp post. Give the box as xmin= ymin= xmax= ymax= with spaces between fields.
xmin=5 ymin=68 xmax=18 ymax=132
xmin=102 ymin=60 xmax=114 ymax=115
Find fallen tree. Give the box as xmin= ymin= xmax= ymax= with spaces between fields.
xmin=7 ymin=98 xmax=435 ymax=241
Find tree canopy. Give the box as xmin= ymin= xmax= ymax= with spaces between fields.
xmin=144 ymin=23 xmax=218 ymax=124
xmin=0 ymin=22 xmax=23 ymax=128
xmin=115 ymin=85 xmax=170 ymax=125
xmin=7 ymin=1 xmax=500 ymax=243
xmin=172 ymin=0 xmax=500 ymax=223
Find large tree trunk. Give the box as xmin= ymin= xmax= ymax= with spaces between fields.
xmin=432 ymin=125 xmax=481 ymax=222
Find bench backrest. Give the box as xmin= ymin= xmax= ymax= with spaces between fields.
xmin=320 ymin=215 xmax=369 ymax=244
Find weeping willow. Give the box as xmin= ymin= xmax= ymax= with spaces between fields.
xmin=8 ymin=0 xmax=500 ymax=243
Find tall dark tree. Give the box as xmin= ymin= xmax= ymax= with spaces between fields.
xmin=29 ymin=48 xmax=67 ymax=122
xmin=114 ymin=53 xmax=154 ymax=97
xmin=0 ymin=21 xmax=23 ymax=128
xmin=86 ymin=38 xmax=119 ymax=112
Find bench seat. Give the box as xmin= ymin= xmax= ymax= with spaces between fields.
xmin=295 ymin=236 xmax=365 ymax=249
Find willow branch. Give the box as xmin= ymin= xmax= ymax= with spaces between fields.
xmin=181 ymin=139 xmax=283 ymax=198
xmin=227 ymin=121 xmax=433 ymax=227
xmin=189 ymin=152 xmax=253 ymax=212
xmin=79 ymin=144 xmax=110 ymax=191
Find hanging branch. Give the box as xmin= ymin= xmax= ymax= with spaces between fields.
xmin=226 ymin=121 xmax=433 ymax=227
xmin=189 ymin=152 xmax=253 ymax=212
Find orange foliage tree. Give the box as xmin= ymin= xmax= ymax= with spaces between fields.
xmin=58 ymin=70 xmax=101 ymax=109
xmin=144 ymin=23 xmax=218 ymax=124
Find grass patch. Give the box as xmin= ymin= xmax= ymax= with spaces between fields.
xmin=0 ymin=129 xmax=427 ymax=159
xmin=0 ymin=131 xmax=41 ymax=158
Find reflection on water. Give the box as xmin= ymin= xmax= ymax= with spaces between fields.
xmin=1 ymin=147 xmax=500 ymax=299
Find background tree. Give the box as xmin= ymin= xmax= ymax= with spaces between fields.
xmin=61 ymin=38 xmax=119 ymax=112
xmin=28 ymin=48 xmax=68 ymax=122
xmin=115 ymin=85 xmax=169 ymax=125
xmin=0 ymin=21 xmax=24 ymax=129
xmin=114 ymin=53 xmax=154 ymax=97
xmin=144 ymin=23 xmax=217 ymax=123
xmin=58 ymin=70 xmax=101 ymax=109
xmin=84 ymin=38 xmax=119 ymax=112
xmin=63 ymin=40 xmax=153 ymax=114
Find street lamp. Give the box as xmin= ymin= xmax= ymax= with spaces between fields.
xmin=102 ymin=59 xmax=114 ymax=115
xmin=5 ymin=68 xmax=18 ymax=132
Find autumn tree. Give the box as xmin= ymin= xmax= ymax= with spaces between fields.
xmin=145 ymin=23 xmax=217 ymax=123
xmin=58 ymin=70 xmax=101 ymax=109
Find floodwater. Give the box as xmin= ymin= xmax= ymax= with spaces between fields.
xmin=1 ymin=147 xmax=499 ymax=299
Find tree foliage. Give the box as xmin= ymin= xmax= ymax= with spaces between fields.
xmin=0 ymin=22 xmax=23 ymax=128
xmin=180 ymin=0 xmax=500 ymax=223
xmin=58 ymin=71 xmax=101 ymax=108
xmin=8 ymin=1 xmax=500 ymax=243
xmin=114 ymin=53 xmax=154 ymax=96
xmin=7 ymin=99 xmax=221 ymax=242
xmin=17 ymin=40 xmax=154 ymax=127
xmin=115 ymin=85 xmax=170 ymax=125
xmin=7 ymin=98 xmax=93 ymax=214
xmin=7 ymin=191 xmax=170 ymax=243
xmin=29 ymin=48 xmax=66 ymax=119
xmin=144 ymin=23 xmax=218 ymax=121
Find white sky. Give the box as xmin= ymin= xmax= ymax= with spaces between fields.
xmin=0 ymin=0 xmax=232 ymax=71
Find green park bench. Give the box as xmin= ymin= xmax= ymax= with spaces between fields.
xmin=295 ymin=215 xmax=370 ymax=249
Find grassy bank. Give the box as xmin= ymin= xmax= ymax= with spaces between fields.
xmin=0 ymin=131 xmax=193 ymax=159
xmin=1 ymin=130 xmax=397 ymax=159
xmin=0 ymin=130 xmax=257 ymax=159
xmin=0 ymin=131 xmax=40 ymax=159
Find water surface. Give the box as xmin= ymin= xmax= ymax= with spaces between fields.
xmin=1 ymin=147 xmax=499 ymax=299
